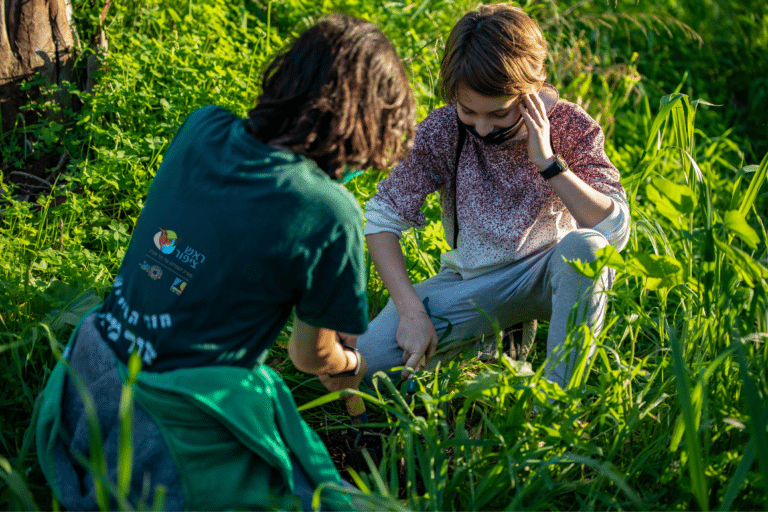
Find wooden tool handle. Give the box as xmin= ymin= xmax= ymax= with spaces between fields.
xmin=346 ymin=394 xmax=366 ymax=418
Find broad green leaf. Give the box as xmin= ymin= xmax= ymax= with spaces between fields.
xmin=565 ymin=245 xmax=625 ymax=279
xmin=625 ymin=253 xmax=683 ymax=278
xmin=42 ymin=289 xmax=103 ymax=331
xmin=625 ymin=252 xmax=683 ymax=291
xmin=651 ymin=176 xmax=696 ymax=214
xmin=722 ymin=209 xmax=760 ymax=249
xmin=645 ymin=177 xmax=695 ymax=228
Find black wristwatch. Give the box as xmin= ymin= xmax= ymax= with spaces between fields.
xmin=329 ymin=344 xmax=361 ymax=377
xmin=540 ymin=154 xmax=569 ymax=180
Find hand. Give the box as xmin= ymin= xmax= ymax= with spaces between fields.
xmin=318 ymin=341 xmax=367 ymax=398
xmin=397 ymin=308 xmax=438 ymax=380
xmin=519 ymin=93 xmax=555 ymax=172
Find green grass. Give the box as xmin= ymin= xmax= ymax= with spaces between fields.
xmin=1 ymin=0 xmax=767 ymax=510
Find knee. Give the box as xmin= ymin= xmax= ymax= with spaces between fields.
xmin=556 ymin=229 xmax=608 ymax=263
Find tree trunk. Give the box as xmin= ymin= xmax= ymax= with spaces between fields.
xmin=0 ymin=0 xmax=74 ymax=134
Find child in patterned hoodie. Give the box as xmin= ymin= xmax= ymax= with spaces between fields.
xmin=356 ymin=3 xmax=630 ymax=394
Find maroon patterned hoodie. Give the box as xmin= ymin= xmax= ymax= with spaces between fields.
xmin=365 ymin=84 xmax=630 ymax=279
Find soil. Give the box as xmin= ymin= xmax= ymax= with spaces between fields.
xmin=317 ymin=407 xmax=428 ymax=500
xmin=319 ymin=414 xmax=386 ymax=483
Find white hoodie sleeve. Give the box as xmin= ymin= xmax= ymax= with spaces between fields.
xmin=589 ymin=191 xmax=631 ymax=252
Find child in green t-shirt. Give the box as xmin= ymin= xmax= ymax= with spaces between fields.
xmin=35 ymin=14 xmax=415 ymax=511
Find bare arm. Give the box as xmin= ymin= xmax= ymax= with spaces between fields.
xmin=520 ymin=93 xmax=615 ymax=228
xmin=367 ymin=231 xmax=437 ymax=378
xmin=288 ymin=317 xmax=357 ymax=375
xmin=544 ymin=169 xmax=614 ymax=228
xmin=367 ymin=232 xmax=421 ymax=314
xmin=288 ymin=317 xmax=367 ymax=395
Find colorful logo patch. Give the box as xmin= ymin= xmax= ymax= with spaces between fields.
xmin=154 ymin=228 xmax=180 ymax=254
xmin=171 ymin=278 xmax=186 ymax=296
xmin=139 ymin=261 xmax=163 ymax=280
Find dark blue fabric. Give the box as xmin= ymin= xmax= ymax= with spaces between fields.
xmin=55 ymin=315 xmax=184 ymax=510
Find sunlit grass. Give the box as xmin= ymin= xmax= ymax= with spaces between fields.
xmin=1 ymin=0 xmax=767 ymax=510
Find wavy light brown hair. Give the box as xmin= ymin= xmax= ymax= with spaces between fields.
xmin=246 ymin=15 xmax=416 ymax=178
xmin=440 ymin=4 xmax=548 ymax=101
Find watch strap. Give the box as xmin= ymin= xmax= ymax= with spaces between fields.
xmin=540 ymin=154 xmax=568 ymax=180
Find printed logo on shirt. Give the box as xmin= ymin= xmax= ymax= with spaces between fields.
xmin=154 ymin=228 xmax=180 ymax=254
xmin=139 ymin=261 xmax=163 ymax=280
xmin=170 ymin=278 xmax=186 ymax=296
xmin=152 ymin=227 xmax=206 ymax=269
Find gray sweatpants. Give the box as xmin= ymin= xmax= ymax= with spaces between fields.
xmin=358 ymin=229 xmax=614 ymax=390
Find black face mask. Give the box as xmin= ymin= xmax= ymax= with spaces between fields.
xmin=457 ymin=114 xmax=525 ymax=145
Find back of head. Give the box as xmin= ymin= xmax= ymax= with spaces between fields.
xmin=247 ymin=15 xmax=416 ymax=178
xmin=440 ymin=3 xmax=548 ymax=101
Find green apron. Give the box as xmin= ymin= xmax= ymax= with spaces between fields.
xmin=35 ymin=312 xmax=354 ymax=510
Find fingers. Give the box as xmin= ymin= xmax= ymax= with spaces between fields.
xmin=529 ymin=91 xmax=547 ymax=116
xmin=520 ymin=92 xmax=553 ymax=170
xmin=425 ymin=334 xmax=438 ymax=361
xmin=402 ymin=352 xmax=425 ymax=380
xmin=520 ymin=93 xmax=545 ymax=123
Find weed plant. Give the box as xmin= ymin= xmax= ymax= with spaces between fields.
xmin=1 ymin=0 xmax=767 ymax=510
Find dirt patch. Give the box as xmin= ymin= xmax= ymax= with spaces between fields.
xmin=318 ymin=408 xmax=428 ymax=500
xmin=320 ymin=418 xmax=385 ymax=483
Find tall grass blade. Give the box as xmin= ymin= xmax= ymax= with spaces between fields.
xmin=0 ymin=456 xmax=39 ymax=511
xmin=733 ymin=340 xmax=768 ymax=499
xmin=716 ymin=437 xmax=756 ymax=512
xmin=116 ymin=352 xmax=142 ymax=500
xmin=558 ymin=453 xmax=642 ymax=509
xmin=643 ymin=93 xmax=684 ymax=154
xmin=59 ymin=358 xmax=111 ymax=511
xmin=668 ymin=325 xmax=709 ymax=510
xmin=39 ymin=324 xmax=112 ymax=510
xmin=738 ymin=152 xmax=768 ymax=219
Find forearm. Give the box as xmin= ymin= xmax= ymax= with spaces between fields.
xmin=288 ymin=317 xmax=356 ymax=375
xmin=366 ymin=231 xmax=424 ymax=315
xmin=545 ymin=168 xmax=615 ymax=228
xmin=520 ymin=94 xmax=616 ymax=229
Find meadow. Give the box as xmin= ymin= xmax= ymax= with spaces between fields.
xmin=1 ymin=0 xmax=767 ymax=509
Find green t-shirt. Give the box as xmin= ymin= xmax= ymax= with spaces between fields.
xmin=95 ymin=106 xmax=368 ymax=372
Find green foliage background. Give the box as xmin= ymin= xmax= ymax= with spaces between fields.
xmin=1 ymin=0 xmax=767 ymax=510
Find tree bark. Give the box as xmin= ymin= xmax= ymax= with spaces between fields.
xmin=0 ymin=0 xmax=74 ymax=134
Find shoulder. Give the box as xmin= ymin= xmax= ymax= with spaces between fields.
xmin=421 ymin=104 xmax=457 ymax=128
xmin=416 ymin=105 xmax=459 ymax=145
xmin=550 ymin=100 xmax=600 ymax=133
xmin=294 ymin=170 xmax=364 ymax=226
xmin=166 ymin=106 xmax=241 ymax=153
xmin=178 ymin=105 xmax=239 ymax=133
xmin=318 ymin=182 xmax=363 ymax=223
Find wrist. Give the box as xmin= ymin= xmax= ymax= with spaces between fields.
xmin=536 ymin=156 xmax=556 ymax=173
xmin=399 ymin=306 xmax=429 ymax=321
xmin=539 ymin=154 xmax=569 ymax=180
xmin=395 ymin=297 xmax=427 ymax=318
xmin=329 ymin=344 xmax=361 ymax=377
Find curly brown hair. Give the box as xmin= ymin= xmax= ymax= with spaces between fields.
xmin=246 ymin=15 xmax=416 ymax=178
xmin=440 ymin=4 xmax=548 ymax=101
